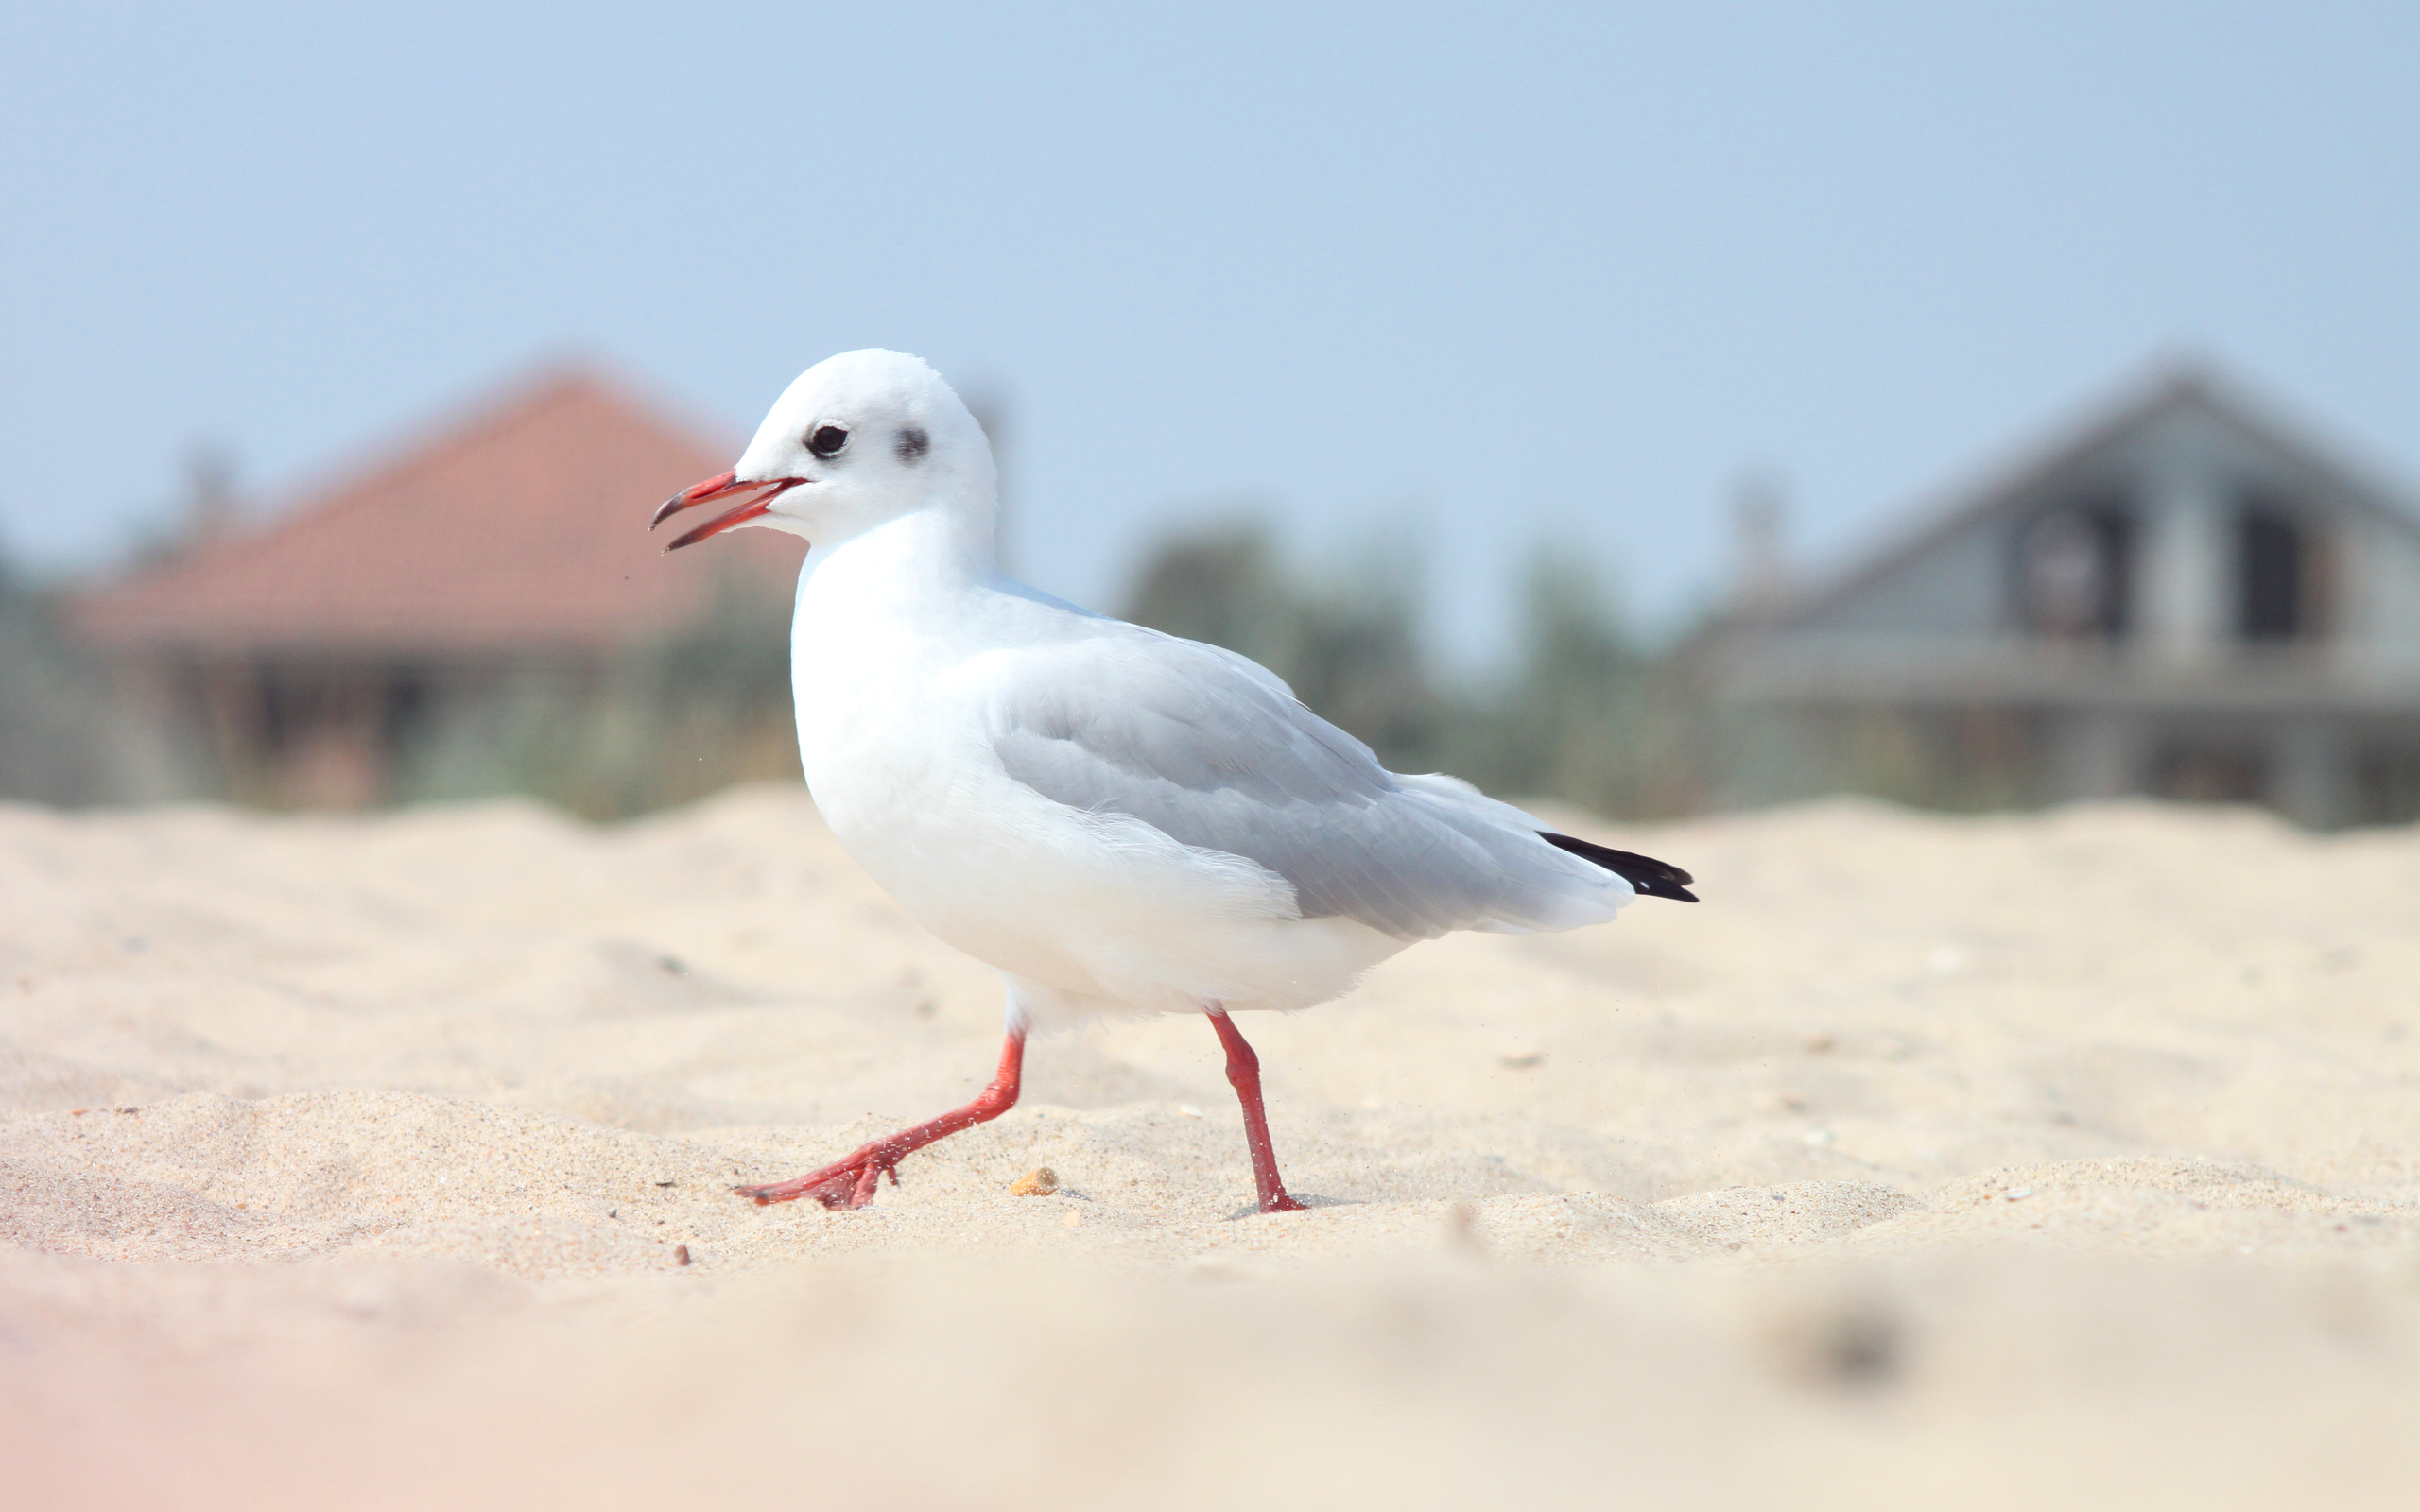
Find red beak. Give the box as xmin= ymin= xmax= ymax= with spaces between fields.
xmin=648 ymin=471 xmax=804 ymax=551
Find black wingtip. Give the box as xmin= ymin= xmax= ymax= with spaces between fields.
xmin=1539 ymin=832 xmax=1698 ymax=902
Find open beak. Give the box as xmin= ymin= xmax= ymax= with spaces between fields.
xmin=648 ymin=471 xmax=804 ymax=551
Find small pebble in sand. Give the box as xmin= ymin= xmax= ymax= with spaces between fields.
xmin=1061 ymin=1209 xmax=1082 ymax=1227
xmin=1178 ymin=1105 xmax=1203 ymax=1119
xmin=674 ymin=1244 xmax=692 ymax=1265
xmin=1010 ymin=1167 xmax=1059 ymax=1196
xmin=1496 ymin=1036 xmax=1547 ymax=1069
xmin=2006 ymin=1187 xmax=2034 ymax=1201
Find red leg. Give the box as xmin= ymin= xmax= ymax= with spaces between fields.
xmin=1206 ymin=1007 xmax=1307 ymax=1214
xmin=737 ymin=1028 xmax=1027 ymax=1210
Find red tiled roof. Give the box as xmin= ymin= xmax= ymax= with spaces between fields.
xmin=77 ymin=368 xmax=803 ymax=657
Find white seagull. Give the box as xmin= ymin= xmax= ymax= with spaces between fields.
xmin=652 ymin=350 xmax=1695 ymax=1214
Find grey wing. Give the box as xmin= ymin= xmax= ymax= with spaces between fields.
xmin=986 ymin=628 xmax=1627 ymax=939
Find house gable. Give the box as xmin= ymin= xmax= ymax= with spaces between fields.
xmin=1779 ymin=369 xmax=2420 ymax=655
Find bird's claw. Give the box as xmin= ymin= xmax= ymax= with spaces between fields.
xmin=734 ymin=1146 xmax=898 ymax=1209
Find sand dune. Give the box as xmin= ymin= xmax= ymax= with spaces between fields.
xmin=3 ymin=787 xmax=2417 ymax=1508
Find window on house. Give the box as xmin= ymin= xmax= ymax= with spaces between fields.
xmin=2018 ymin=498 xmax=2132 ymax=638
xmin=2236 ymin=502 xmax=2311 ymax=641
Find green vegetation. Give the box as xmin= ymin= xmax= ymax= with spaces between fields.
xmin=0 ymin=563 xmax=134 ymax=805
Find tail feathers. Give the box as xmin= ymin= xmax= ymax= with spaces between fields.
xmin=1539 ymin=833 xmax=1698 ymax=902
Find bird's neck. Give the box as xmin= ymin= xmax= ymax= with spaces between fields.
xmin=804 ymin=501 xmax=1001 ymax=607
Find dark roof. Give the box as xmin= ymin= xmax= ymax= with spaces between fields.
xmin=77 ymin=368 xmax=802 ymax=657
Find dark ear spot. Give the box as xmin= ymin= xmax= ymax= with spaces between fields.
xmin=896 ymin=427 xmax=930 ymax=463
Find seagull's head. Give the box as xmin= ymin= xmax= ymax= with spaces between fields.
xmin=650 ymin=349 xmax=994 ymax=552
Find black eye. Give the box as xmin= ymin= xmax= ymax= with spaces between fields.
xmin=807 ymin=425 xmax=849 ymax=458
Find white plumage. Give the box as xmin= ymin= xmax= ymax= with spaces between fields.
xmin=654 ymin=348 xmax=1691 ymax=1211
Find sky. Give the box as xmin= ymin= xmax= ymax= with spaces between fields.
xmin=4 ymin=2 xmax=2416 ymax=662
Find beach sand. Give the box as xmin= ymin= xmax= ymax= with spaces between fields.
xmin=3 ymin=786 xmax=2417 ymax=1508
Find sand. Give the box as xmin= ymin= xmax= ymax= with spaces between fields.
xmin=3 ymin=785 xmax=2417 ymax=1508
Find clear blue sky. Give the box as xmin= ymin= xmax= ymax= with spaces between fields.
xmin=5 ymin=3 xmax=2415 ymax=660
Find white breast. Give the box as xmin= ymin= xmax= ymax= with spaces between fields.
xmin=787 ymin=545 xmax=1407 ymax=1024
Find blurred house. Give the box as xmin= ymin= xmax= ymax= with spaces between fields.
xmin=1714 ymin=365 xmax=2420 ymax=827
xmin=75 ymin=369 xmax=802 ymax=807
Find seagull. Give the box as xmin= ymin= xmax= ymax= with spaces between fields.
xmin=651 ymin=350 xmax=1696 ymax=1214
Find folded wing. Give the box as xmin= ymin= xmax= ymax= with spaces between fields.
xmin=985 ymin=627 xmax=1633 ymax=939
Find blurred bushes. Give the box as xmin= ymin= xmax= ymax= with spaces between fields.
xmin=1460 ymin=553 xmax=1717 ymax=817
xmin=0 ymin=562 xmax=134 ymax=805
